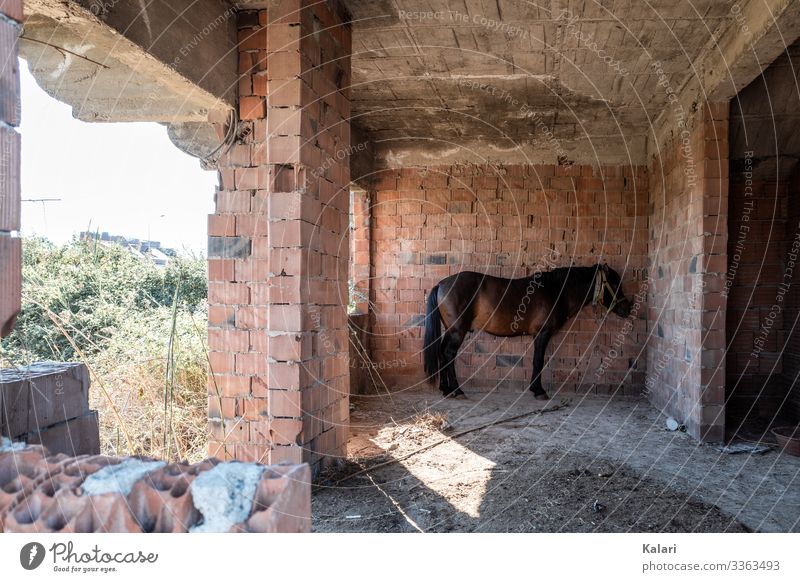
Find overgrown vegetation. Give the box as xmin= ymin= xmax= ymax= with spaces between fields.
xmin=0 ymin=237 xmax=209 ymax=462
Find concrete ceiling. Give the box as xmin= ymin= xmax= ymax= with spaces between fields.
xmin=20 ymin=0 xmax=800 ymax=168
xmin=341 ymin=0 xmax=739 ymax=166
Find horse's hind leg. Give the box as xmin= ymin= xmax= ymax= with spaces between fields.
xmin=441 ymin=329 xmax=466 ymax=397
xmin=437 ymin=337 xmax=452 ymax=394
xmin=529 ymin=328 xmax=552 ymax=400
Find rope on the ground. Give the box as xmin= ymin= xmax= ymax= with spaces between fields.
xmin=361 ymin=469 xmax=425 ymax=532
xmin=334 ymin=400 xmax=571 ymax=485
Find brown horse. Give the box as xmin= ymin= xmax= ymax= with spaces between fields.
xmin=423 ymin=264 xmax=632 ymax=399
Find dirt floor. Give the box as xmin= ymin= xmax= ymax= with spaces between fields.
xmin=312 ymin=390 xmax=800 ymax=533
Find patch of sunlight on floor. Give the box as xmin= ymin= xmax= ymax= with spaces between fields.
xmin=373 ymin=420 xmax=495 ymax=518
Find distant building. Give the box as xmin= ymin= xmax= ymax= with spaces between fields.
xmin=79 ymin=231 xmax=178 ymax=267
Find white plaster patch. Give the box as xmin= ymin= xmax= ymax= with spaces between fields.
xmin=189 ymin=463 xmax=265 ymax=533
xmin=487 ymin=143 xmax=529 ymax=153
xmin=81 ymin=459 xmax=166 ymax=496
xmin=136 ymin=0 xmax=153 ymax=41
xmin=0 ymin=437 xmax=26 ymax=452
xmin=383 ymin=145 xmax=463 ymax=167
xmin=48 ymin=43 xmax=95 ymax=79
xmin=50 ymin=53 xmax=73 ymax=79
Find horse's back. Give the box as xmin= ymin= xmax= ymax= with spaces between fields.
xmin=439 ymin=271 xmax=528 ymax=291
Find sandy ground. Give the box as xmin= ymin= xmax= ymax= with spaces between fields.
xmin=312 ymin=390 xmax=800 ymax=533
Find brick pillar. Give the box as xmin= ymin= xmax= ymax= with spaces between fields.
xmin=696 ymin=102 xmax=729 ymax=443
xmin=647 ymin=101 xmax=728 ymax=443
xmin=0 ymin=1 xmax=22 ymax=338
xmin=208 ymin=1 xmax=351 ymax=474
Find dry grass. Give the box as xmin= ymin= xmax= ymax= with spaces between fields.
xmin=1 ymin=328 xmax=210 ymax=464
xmin=410 ymin=411 xmax=451 ymax=431
xmin=4 ymin=303 xmax=210 ymax=464
xmin=92 ymin=354 xmax=208 ymax=463
xmin=88 ymin=309 xmax=209 ymax=463
xmin=378 ymin=411 xmax=452 ymax=448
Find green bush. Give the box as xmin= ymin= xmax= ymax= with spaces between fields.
xmin=0 ymin=237 xmax=210 ymax=462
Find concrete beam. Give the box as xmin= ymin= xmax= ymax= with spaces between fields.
xmin=652 ymin=0 xmax=800 ymax=148
xmin=20 ymin=0 xmax=238 ymax=158
xmin=709 ymin=0 xmax=800 ymax=101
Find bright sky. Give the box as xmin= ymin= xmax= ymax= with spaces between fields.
xmin=19 ymin=58 xmax=216 ymax=255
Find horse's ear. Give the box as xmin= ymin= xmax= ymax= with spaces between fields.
xmin=601 ymin=263 xmax=609 ymax=273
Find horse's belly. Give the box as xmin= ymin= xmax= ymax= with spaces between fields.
xmin=473 ymin=318 xmax=515 ymax=336
xmin=471 ymin=309 xmax=543 ymax=337
xmin=466 ymin=281 xmax=550 ymax=337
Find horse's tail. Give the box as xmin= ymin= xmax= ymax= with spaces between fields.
xmin=423 ymin=284 xmax=442 ymax=384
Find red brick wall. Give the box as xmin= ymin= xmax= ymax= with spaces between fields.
xmin=208 ymin=1 xmax=351 ymax=474
xmin=647 ymin=103 xmax=728 ymax=443
xmin=0 ymin=0 xmax=21 ymax=338
xmin=367 ymin=163 xmax=649 ymax=396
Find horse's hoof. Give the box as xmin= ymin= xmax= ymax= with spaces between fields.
xmin=446 ymin=388 xmax=466 ymax=399
xmin=533 ymin=392 xmax=550 ymax=401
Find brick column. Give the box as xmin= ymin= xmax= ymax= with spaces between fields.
xmin=0 ymin=1 xmax=21 ymax=338
xmin=208 ymin=1 xmax=351 ymax=474
xmin=696 ymin=102 xmax=729 ymax=443
xmin=647 ymin=101 xmax=728 ymax=443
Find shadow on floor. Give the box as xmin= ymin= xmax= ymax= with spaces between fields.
xmin=312 ymin=388 xmax=798 ymax=532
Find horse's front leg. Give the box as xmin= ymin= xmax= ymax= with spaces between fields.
xmin=529 ymin=328 xmax=552 ymax=400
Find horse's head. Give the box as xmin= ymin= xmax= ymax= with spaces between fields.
xmin=594 ymin=264 xmax=632 ymax=318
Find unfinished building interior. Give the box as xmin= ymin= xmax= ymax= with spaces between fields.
xmin=1 ymin=0 xmax=800 ymax=532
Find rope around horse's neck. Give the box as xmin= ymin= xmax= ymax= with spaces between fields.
xmin=594 ymin=268 xmax=623 ymax=311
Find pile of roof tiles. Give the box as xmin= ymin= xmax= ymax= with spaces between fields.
xmin=0 ymin=440 xmax=310 ymax=533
